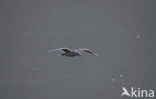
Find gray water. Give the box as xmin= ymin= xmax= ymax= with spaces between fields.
xmin=0 ymin=0 xmax=156 ymax=99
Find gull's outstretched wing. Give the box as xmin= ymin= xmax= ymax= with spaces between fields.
xmin=77 ymin=48 xmax=97 ymax=56
xmin=48 ymin=48 xmax=72 ymax=53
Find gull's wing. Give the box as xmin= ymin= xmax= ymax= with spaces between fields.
xmin=77 ymin=48 xmax=97 ymax=56
xmin=48 ymin=48 xmax=72 ymax=53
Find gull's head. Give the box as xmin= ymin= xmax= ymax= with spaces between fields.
xmin=75 ymin=51 xmax=82 ymax=57
xmin=78 ymin=52 xmax=82 ymax=57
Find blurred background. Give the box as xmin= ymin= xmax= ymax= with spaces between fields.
xmin=0 ymin=0 xmax=156 ymax=99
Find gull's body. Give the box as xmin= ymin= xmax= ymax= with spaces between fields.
xmin=48 ymin=47 xmax=97 ymax=57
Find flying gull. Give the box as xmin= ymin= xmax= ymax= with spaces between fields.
xmin=48 ymin=47 xmax=97 ymax=57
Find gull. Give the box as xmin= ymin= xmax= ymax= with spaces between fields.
xmin=48 ymin=47 xmax=97 ymax=57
